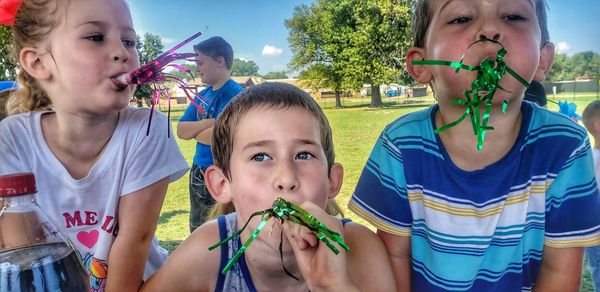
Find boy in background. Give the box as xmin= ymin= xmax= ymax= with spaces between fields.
xmin=524 ymin=80 xmax=547 ymax=107
xmin=583 ymin=100 xmax=600 ymax=292
xmin=177 ymin=37 xmax=244 ymax=232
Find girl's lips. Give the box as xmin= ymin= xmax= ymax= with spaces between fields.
xmin=111 ymin=72 xmax=130 ymax=85
xmin=115 ymin=74 xmax=130 ymax=85
xmin=110 ymin=77 xmax=128 ymax=91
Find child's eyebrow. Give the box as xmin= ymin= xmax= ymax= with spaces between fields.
xmin=76 ymin=21 xmax=104 ymax=29
xmin=438 ymin=0 xmax=458 ymax=14
xmin=520 ymin=0 xmax=536 ymax=9
xmin=241 ymin=140 xmax=273 ymax=151
xmin=438 ymin=0 xmax=535 ymax=13
xmin=295 ymin=139 xmax=319 ymax=146
xmin=501 ymin=0 xmax=536 ymax=9
xmin=241 ymin=139 xmax=319 ymax=151
xmin=76 ymin=21 xmax=136 ymax=34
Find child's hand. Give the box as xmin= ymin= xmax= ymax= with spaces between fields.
xmin=282 ymin=201 xmax=358 ymax=292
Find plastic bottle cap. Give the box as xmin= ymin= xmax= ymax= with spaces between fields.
xmin=0 ymin=173 xmax=37 ymax=196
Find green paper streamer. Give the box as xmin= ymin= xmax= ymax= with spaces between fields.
xmin=411 ymin=38 xmax=530 ymax=151
xmin=208 ymin=197 xmax=349 ymax=277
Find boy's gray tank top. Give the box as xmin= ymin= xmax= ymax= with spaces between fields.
xmin=214 ymin=213 xmax=257 ymax=292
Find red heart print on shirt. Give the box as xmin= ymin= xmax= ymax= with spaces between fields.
xmin=77 ymin=230 xmax=99 ymax=249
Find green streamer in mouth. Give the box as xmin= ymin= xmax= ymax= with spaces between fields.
xmin=412 ymin=38 xmax=530 ymax=151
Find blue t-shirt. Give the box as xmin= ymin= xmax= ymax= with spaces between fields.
xmin=179 ymin=79 xmax=244 ymax=167
xmin=349 ymin=102 xmax=600 ymax=291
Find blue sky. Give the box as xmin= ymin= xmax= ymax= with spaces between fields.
xmin=129 ymin=0 xmax=600 ymax=75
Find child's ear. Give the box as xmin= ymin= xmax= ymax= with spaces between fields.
xmin=216 ymin=56 xmax=226 ymax=69
xmin=406 ymin=47 xmax=433 ymax=84
xmin=204 ymin=166 xmax=233 ymax=203
xmin=19 ymin=47 xmax=51 ymax=80
xmin=593 ymin=119 xmax=600 ymax=136
xmin=326 ymin=163 xmax=344 ymax=200
xmin=533 ymin=42 xmax=555 ymax=82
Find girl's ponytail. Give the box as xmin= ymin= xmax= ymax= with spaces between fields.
xmin=6 ymin=68 xmax=51 ymax=114
xmin=6 ymin=0 xmax=59 ymax=114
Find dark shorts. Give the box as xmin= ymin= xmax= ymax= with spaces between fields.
xmin=189 ymin=164 xmax=215 ymax=233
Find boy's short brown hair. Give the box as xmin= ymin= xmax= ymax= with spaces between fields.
xmin=212 ymin=82 xmax=335 ymax=179
xmin=193 ymin=36 xmax=234 ymax=70
xmin=412 ymin=0 xmax=550 ymax=48
xmin=583 ymin=100 xmax=600 ymax=135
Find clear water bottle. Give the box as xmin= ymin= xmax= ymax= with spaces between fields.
xmin=0 ymin=173 xmax=89 ymax=291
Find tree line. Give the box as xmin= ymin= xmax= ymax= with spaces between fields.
xmin=169 ymin=58 xmax=288 ymax=80
xmin=547 ymin=51 xmax=600 ymax=81
xmin=1 ymin=7 xmax=598 ymax=108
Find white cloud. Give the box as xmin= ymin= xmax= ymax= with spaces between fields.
xmin=555 ymin=42 xmax=570 ymax=53
xmin=161 ymin=37 xmax=175 ymax=46
xmin=271 ymin=64 xmax=287 ymax=70
xmin=261 ymin=45 xmax=283 ymax=57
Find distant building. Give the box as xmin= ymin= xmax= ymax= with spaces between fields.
xmin=264 ymin=78 xmax=314 ymax=94
xmin=231 ymin=76 xmax=264 ymax=88
xmin=163 ymin=76 xmax=264 ymax=105
xmin=264 ymin=78 xmax=345 ymax=99
xmin=263 ymin=78 xmax=303 ymax=87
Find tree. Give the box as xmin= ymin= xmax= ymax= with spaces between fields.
xmin=570 ymin=51 xmax=600 ymax=78
xmin=297 ymin=63 xmax=343 ymax=99
xmin=169 ymin=63 xmax=198 ymax=81
xmin=286 ymin=0 xmax=414 ymax=108
xmin=231 ymin=58 xmax=259 ymax=76
xmin=134 ymin=33 xmax=164 ymax=107
xmin=286 ymin=2 xmax=355 ymax=108
xmin=0 ymin=26 xmax=17 ymax=80
xmin=348 ymin=0 xmax=413 ymax=107
xmin=263 ymin=71 xmax=288 ymax=79
xmin=547 ymin=53 xmax=569 ymax=81
xmin=547 ymin=51 xmax=600 ymax=81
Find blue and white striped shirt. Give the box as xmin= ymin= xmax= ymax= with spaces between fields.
xmin=349 ymin=102 xmax=600 ymax=291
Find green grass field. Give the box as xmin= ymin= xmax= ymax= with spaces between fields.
xmin=156 ymin=92 xmax=597 ymax=290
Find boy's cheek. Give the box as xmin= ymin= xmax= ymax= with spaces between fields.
xmin=433 ymin=68 xmax=475 ymax=90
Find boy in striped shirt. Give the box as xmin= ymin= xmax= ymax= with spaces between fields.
xmin=349 ymin=0 xmax=600 ymax=291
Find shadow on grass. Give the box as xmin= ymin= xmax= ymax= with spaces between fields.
xmin=159 ymin=240 xmax=184 ymax=253
xmin=159 ymin=209 xmax=188 ymax=224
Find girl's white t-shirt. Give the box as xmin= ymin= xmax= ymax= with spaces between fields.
xmin=0 ymin=107 xmax=189 ymax=289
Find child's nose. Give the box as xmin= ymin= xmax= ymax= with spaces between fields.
xmin=274 ymin=161 xmax=299 ymax=192
xmin=479 ymin=32 xmax=500 ymax=42
xmin=111 ymin=44 xmax=130 ymax=63
xmin=477 ymin=20 xmax=502 ymax=42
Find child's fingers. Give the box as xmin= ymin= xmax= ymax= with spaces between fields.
xmin=281 ymin=200 xmax=344 ymax=251
xmin=296 ymin=224 xmax=318 ymax=248
xmin=303 ymin=227 xmax=319 ymax=247
xmin=296 ymin=201 xmax=344 ymax=235
xmin=282 ymin=221 xmax=307 ymax=250
xmin=282 ymin=221 xmax=316 ymax=250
